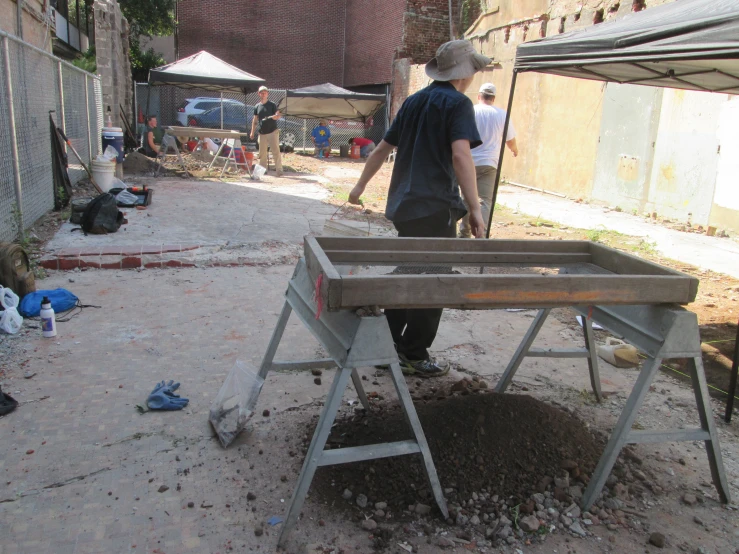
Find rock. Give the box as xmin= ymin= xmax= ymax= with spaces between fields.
xmin=554 ymin=475 xmax=570 ymax=489
xmin=254 ymin=525 xmax=263 ymax=537
xmin=569 ymin=486 xmax=583 ymax=499
xmin=455 ymin=513 xmax=469 ymax=526
xmin=519 ymin=515 xmax=540 ymax=532
xmin=158 ymin=485 xmax=169 ymax=493
xmin=693 ymin=515 xmax=704 ymax=525
xmin=561 ymin=460 xmax=578 ymax=471
xmin=200 ymin=501 xmax=213 ymax=508
xmin=648 ymin=532 xmax=665 ymax=548
xmin=537 ymin=476 xmax=553 ymax=492
xmin=613 ymin=483 xmax=629 ymax=499
xmin=342 ymin=489 xmax=352 ymax=500
xmin=23 ymin=372 xmax=36 ymax=379
xmin=375 ymin=501 xmax=387 ymax=510
xmin=532 ymin=493 xmax=545 ymax=504
xmin=547 ymin=508 xmax=560 ymax=519
xmin=569 ymin=521 xmax=587 ymax=537
xmin=451 ymin=379 xmax=470 ymax=393
xmin=497 ymin=525 xmax=512 ymax=539
xmin=247 ymin=492 xmax=257 ymax=501
xmin=361 ymin=519 xmax=377 ymax=531
xmin=415 ymin=503 xmax=431 ymax=515
xmin=187 ymin=502 xmax=194 ymax=508
xmin=682 ymin=493 xmax=698 ymax=506
xmin=597 ymin=509 xmax=609 ymax=520
xmin=560 ymin=515 xmax=573 ymax=527
xmin=437 ymin=536 xmax=455 ymax=547
xmin=25 ymin=450 xmax=34 ymax=455
xmin=311 ymin=369 xmax=322 ymax=376
xmin=607 ymin=524 xmax=618 ymax=531
xmin=499 ymin=515 xmax=512 ymax=527
xmin=375 ymin=510 xmax=385 ymax=518
xmin=356 ymin=494 xmax=368 ymax=508
xmin=314 ymin=377 xmax=322 ymax=385
xmin=470 ymin=515 xmax=480 ymax=525
xmin=604 ymin=498 xmax=623 ymax=510
xmin=565 ymin=504 xmax=581 ymax=519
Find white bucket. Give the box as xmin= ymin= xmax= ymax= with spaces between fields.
xmin=91 ymin=159 xmax=116 ymax=192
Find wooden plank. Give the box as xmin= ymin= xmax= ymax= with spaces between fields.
xmin=335 ymin=274 xmax=695 ymax=310
xmin=316 ymin=236 xmax=592 ymax=254
xmin=323 ymin=249 xmax=592 ymax=265
xmin=304 ymin=236 xmax=342 ymax=311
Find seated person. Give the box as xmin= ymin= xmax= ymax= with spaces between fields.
xmin=311 ymin=119 xmax=331 ymax=157
xmin=348 ymin=137 xmax=376 ymax=158
xmin=140 ymin=115 xmax=160 ymax=158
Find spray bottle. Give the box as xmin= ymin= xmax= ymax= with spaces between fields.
xmin=40 ymin=296 xmax=57 ymax=338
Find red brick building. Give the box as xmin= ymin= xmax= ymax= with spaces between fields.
xmin=177 ymin=0 xmax=474 ymax=90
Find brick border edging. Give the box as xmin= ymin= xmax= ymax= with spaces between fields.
xmin=40 ymin=244 xmax=201 ymax=270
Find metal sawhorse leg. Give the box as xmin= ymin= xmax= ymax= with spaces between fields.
xmin=155 ymin=134 xmax=189 ymax=177
xmin=496 ymin=307 xmax=603 ymax=401
xmin=256 ymin=260 xmax=448 ymax=548
xmin=496 ymin=304 xmax=730 ymax=511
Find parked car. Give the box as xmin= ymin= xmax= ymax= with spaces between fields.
xmin=177 ymin=97 xmax=244 ymax=126
xmin=189 ymin=105 xmax=303 ymax=147
xmin=328 ymin=117 xmax=374 ymax=130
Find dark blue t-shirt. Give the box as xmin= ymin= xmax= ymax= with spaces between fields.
xmin=383 ymin=81 xmax=481 ymax=223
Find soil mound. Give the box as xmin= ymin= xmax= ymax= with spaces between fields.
xmin=312 ymin=392 xmax=603 ymax=511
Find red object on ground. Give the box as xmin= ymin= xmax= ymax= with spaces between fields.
xmin=187 ymin=140 xmax=198 ymax=152
xmin=350 ymin=143 xmax=361 ymax=159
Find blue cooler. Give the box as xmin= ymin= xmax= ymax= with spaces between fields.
xmin=101 ymin=127 xmax=125 ymax=162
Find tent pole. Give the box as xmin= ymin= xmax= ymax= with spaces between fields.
xmin=220 ymin=92 xmax=224 ymax=129
xmin=145 ymin=83 xmax=151 ymax=128
xmin=485 ymin=69 xmax=518 ymax=239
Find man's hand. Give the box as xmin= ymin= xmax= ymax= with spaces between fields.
xmin=274 ymin=110 xmax=282 ymax=120
xmin=468 ymin=208 xmax=485 ymax=238
xmin=250 ymin=131 xmax=255 ymax=140
xmin=348 ymin=184 xmax=365 ymax=205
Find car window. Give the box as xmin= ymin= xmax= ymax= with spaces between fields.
xmin=194 ymin=101 xmax=219 ymax=111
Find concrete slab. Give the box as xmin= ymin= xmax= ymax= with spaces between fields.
xmin=497 ymin=185 xmax=739 ymax=278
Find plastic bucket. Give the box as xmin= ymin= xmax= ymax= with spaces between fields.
xmin=91 ymin=159 xmax=116 ymax=192
xmin=101 ymin=127 xmax=125 ymax=162
xmin=339 ymin=144 xmax=350 ymax=158
xmin=350 ymin=143 xmax=361 ymax=159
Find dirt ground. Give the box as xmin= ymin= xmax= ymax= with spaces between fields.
xmin=3 ymin=152 xmax=738 ymax=554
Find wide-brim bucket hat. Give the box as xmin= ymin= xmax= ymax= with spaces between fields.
xmin=425 ymin=40 xmax=492 ymax=81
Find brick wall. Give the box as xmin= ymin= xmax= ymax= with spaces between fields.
xmin=343 ymin=0 xmax=405 ymax=87
xmin=178 ymin=0 xmax=346 ymax=89
xmin=178 ymin=0 xmax=462 ymax=89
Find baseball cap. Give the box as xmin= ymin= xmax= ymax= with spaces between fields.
xmin=479 ymin=82 xmax=497 ymax=95
xmin=425 ymin=40 xmax=491 ymax=82
xmin=258 ymin=86 xmax=268 ymax=92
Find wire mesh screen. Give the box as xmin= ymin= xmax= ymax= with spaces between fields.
xmin=134 ymin=83 xmax=388 ymax=153
xmin=0 ymin=33 xmax=100 ymax=240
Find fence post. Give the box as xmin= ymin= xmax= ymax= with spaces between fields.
xmin=3 ymin=36 xmax=24 ymax=237
xmin=57 ymin=61 xmax=65 ymax=134
xmin=84 ymin=73 xmax=92 ymax=162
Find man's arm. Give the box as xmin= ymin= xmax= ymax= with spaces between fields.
xmin=348 ymin=140 xmax=395 ymax=204
xmin=506 ymin=137 xmax=518 ymax=157
xmin=147 ymin=131 xmax=159 ymax=153
xmin=451 ymin=139 xmax=484 ymax=238
xmin=250 ymin=112 xmax=258 ymax=139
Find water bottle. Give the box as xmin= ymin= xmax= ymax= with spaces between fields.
xmin=40 ymin=296 xmax=57 ymax=338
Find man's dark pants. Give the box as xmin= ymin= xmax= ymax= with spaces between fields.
xmin=386 ymin=209 xmax=458 ymax=361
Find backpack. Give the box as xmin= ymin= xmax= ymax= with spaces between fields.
xmin=79 ymin=193 xmax=124 ymax=235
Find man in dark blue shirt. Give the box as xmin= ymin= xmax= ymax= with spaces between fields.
xmin=349 ymin=39 xmax=490 ymax=378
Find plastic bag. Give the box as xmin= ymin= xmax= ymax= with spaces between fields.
xmin=252 ymin=164 xmax=266 ymax=180
xmin=100 ymin=145 xmax=119 ymax=162
xmin=0 ymin=307 xmax=22 ymax=334
xmin=115 ymin=190 xmax=139 ymax=205
xmin=204 ymin=138 xmax=219 ymax=154
xmin=0 ymin=286 xmax=19 ymax=309
xmin=209 ymin=361 xmax=264 ymax=448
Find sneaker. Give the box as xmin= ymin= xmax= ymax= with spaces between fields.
xmin=398 ymin=354 xmax=450 ymax=378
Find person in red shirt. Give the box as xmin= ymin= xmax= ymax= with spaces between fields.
xmin=348 ymin=137 xmax=376 ymax=158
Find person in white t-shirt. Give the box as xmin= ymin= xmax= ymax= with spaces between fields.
xmin=459 ymin=82 xmax=519 ymax=238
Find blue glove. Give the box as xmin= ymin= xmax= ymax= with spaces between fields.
xmin=147 ymin=390 xmax=189 ymax=411
xmin=150 ymin=380 xmax=181 ymax=397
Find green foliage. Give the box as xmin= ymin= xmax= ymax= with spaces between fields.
xmin=129 ymin=40 xmax=166 ymax=82
xmin=72 ymin=46 xmax=96 ymax=73
xmin=119 ymin=0 xmax=175 ymax=39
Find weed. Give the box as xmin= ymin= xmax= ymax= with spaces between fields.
xmin=510 ymin=503 xmax=521 ymax=529
xmin=586 ymin=228 xmax=605 ymax=243
xmin=631 ymin=239 xmax=657 ymax=256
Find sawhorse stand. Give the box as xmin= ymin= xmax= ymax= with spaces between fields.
xmin=257 ymin=260 xmax=448 ymax=547
xmin=496 ymin=304 xmax=731 ymax=511
xmin=155 ymin=134 xmax=189 ymax=177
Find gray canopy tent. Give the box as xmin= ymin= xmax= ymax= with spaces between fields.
xmin=144 ymin=51 xmax=265 ymax=129
xmin=276 ymin=83 xmax=385 ymax=122
xmin=487 ymin=0 xmax=739 ymax=426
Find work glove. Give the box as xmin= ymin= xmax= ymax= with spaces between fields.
xmin=147 ymin=389 xmax=189 ymax=411
xmin=150 ymin=380 xmax=181 ymax=397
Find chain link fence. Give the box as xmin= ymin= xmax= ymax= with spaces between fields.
xmin=135 ymin=83 xmax=388 ymax=153
xmin=0 ymin=31 xmax=102 ymax=242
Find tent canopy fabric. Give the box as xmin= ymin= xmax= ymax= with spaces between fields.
xmin=148 ymin=51 xmax=265 ymax=94
xmin=277 ymin=83 xmax=385 ymax=121
xmin=515 ymin=0 xmax=739 ymax=94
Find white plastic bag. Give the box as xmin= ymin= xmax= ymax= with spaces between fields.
xmin=209 ymin=361 xmax=264 ymax=448
xmin=102 ymin=145 xmax=119 ymax=161
xmin=252 ymin=164 xmax=266 ymax=180
xmin=0 ymin=286 xmax=19 ymax=309
xmin=0 ymin=307 xmax=22 ymax=334
xmin=204 ymin=137 xmax=219 ymax=154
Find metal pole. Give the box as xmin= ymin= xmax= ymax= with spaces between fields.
xmin=84 ymin=73 xmax=92 ymax=162
xmin=485 ymin=69 xmax=518 ymax=238
xmin=3 ymin=36 xmax=24 ymax=237
xmin=220 ymin=92 xmax=224 ymax=129
xmin=724 ymin=319 xmax=739 ymax=422
xmin=57 ymin=60 xmax=66 ymax=134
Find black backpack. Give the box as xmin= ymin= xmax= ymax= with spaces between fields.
xmin=79 ymin=193 xmax=124 ymax=235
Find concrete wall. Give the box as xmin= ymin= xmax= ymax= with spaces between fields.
xmin=713 ymin=96 xmax=739 ymax=232
xmin=94 ymin=0 xmax=132 ymax=128
xmin=0 ymin=0 xmax=52 ymax=51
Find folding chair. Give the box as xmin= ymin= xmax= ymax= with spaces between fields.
xmin=155 ymin=134 xmax=189 ymax=176
xmin=219 ymin=138 xmax=254 ymax=179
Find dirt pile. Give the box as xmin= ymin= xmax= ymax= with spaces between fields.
xmin=311 ymin=392 xmax=603 ymax=511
